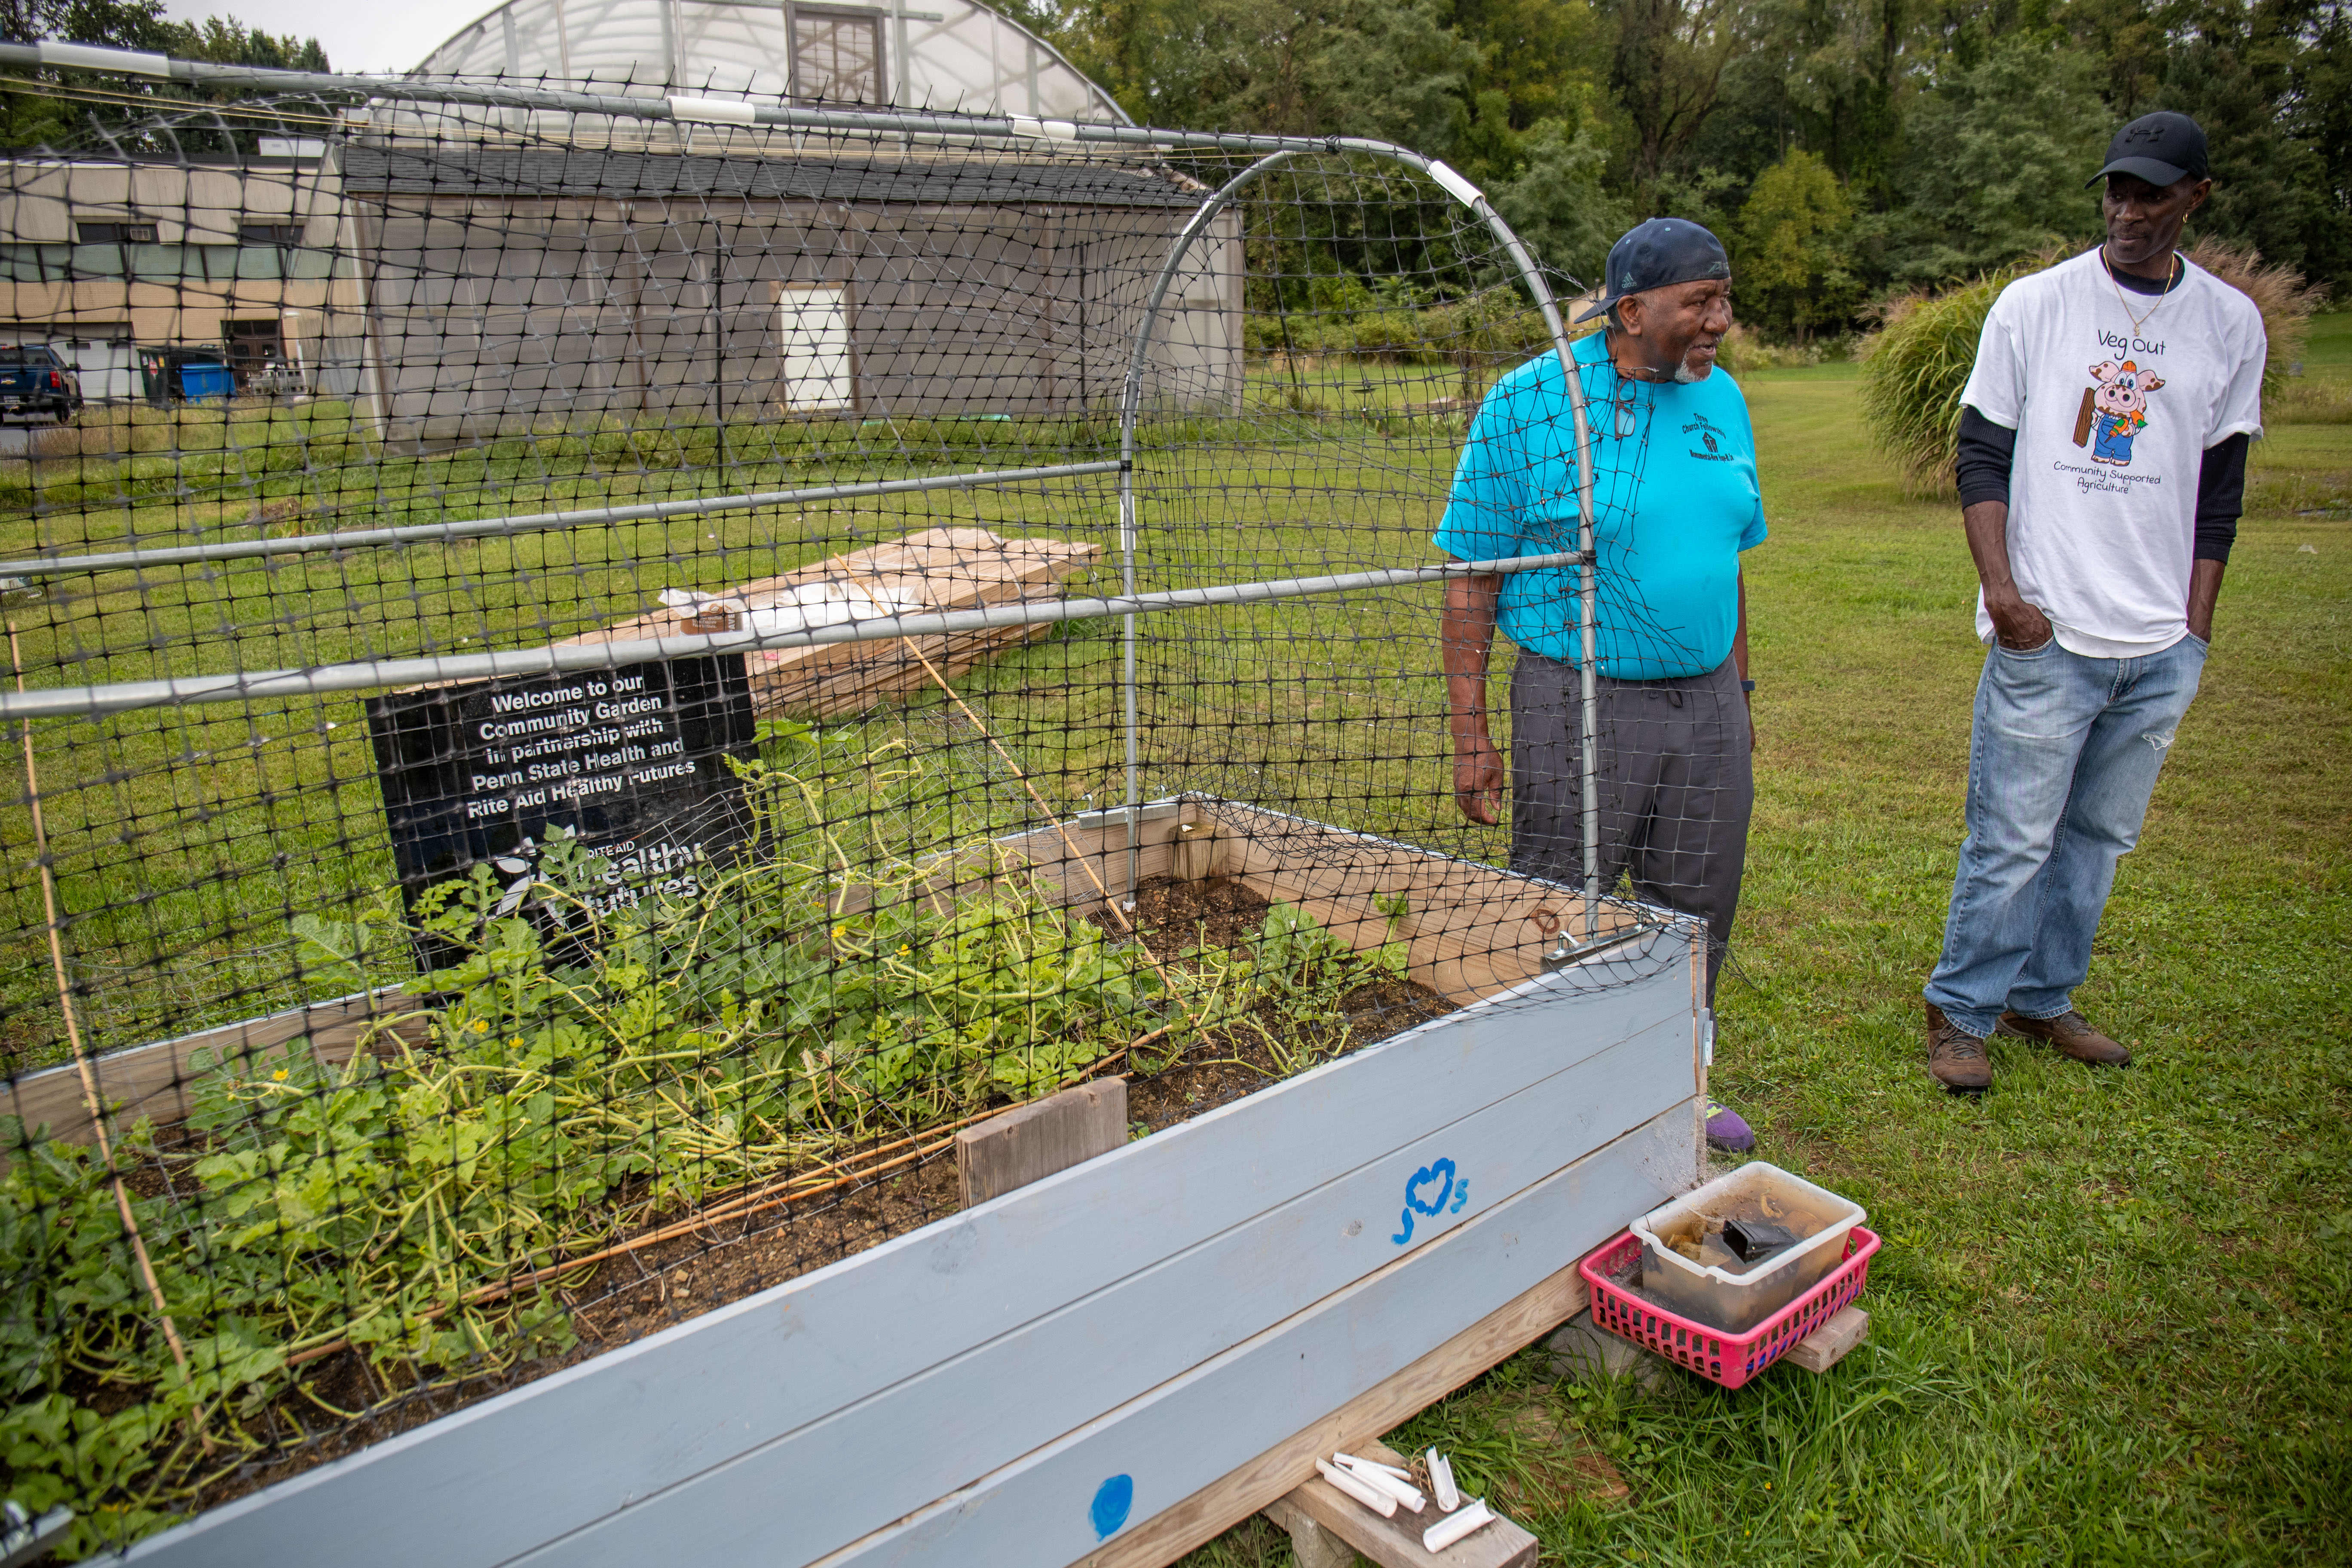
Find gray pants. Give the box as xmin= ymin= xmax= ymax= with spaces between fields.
xmin=1509 ymin=650 xmax=1752 ymax=1001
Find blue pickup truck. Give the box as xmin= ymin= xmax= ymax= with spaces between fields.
xmin=0 ymin=344 xmax=83 ymax=422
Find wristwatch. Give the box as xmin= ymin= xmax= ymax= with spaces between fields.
xmin=1740 ymin=679 xmax=1756 ymax=693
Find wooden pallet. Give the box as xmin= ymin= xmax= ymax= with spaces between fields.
xmin=561 ymin=525 xmax=1099 ymax=718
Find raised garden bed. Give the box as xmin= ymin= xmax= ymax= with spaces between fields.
xmin=72 ymin=797 xmax=1700 ymax=1567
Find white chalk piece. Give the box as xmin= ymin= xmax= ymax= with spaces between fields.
xmin=1427 ymin=1449 xmax=1460 ymax=1512
xmin=1335 ymin=1455 xmax=1425 ymax=1513
xmin=1423 ymin=1499 xmax=1496 ymax=1553
xmin=1316 ymin=1459 xmax=1397 ymax=1519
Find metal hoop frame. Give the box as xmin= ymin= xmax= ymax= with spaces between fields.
xmin=1114 ymin=145 xmax=1603 ymax=938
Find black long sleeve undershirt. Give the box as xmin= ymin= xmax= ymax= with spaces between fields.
xmin=1954 ymin=409 xmax=2249 ymax=564
xmin=1952 ymin=251 xmax=2248 ymax=563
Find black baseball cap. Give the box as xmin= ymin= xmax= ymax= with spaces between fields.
xmin=2088 ymin=111 xmax=2209 ymax=188
xmin=1573 ymin=217 xmax=1730 ymax=322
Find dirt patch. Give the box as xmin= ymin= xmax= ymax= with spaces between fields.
xmin=578 ymin=1155 xmax=964 ymax=1348
xmin=1125 ymin=873 xmax=1275 ymax=960
xmin=1494 ymin=1401 xmax=1631 ymax=1509
xmin=199 ymin=1151 xmax=965 ymax=1510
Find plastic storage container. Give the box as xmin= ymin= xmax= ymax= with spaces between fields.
xmin=1582 ymin=1224 xmax=1880 ymax=1390
xmin=1631 ymin=1161 xmax=1865 ymax=1334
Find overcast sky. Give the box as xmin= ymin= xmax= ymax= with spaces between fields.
xmin=157 ymin=0 xmax=502 ymax=74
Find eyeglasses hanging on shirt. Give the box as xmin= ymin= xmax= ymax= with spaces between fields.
xmin=1603 ymin=364 xmax=1649 ymax=440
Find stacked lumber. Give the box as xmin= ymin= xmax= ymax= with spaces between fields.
xmin=570 ymin=527 xmax=1100 ymax=719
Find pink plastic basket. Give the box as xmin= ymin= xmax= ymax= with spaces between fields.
xmin=1578 ymin=1223 xmax=1881 ymax=1390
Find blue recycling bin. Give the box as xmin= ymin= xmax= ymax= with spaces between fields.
xmin=179 ymin=361 xmax=234 ymax=402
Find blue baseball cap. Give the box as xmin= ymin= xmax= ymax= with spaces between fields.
xmin=1574 ymin=217 xmax=1731 ymax=322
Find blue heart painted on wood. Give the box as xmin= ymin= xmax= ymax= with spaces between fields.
xmin=1392 ymin=1157 xmax=1461 ymax=1244
xmin=1406 ymin=1158 xmax=1457 ymax=1216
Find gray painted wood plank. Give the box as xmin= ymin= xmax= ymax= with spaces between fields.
xmin=497 ymin=1014 xmax=1693 ymax=1568
xmin=958 ymin=1078 xmax=1128 ymax=1207
xmin=124 ymin=941 xmax=1690 ymax=1568
xmin=804 ymin=1100 xmax=1699 ymax=1568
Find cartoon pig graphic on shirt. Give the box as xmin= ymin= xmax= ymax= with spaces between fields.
xmin=2083 ymin=359 xmax=2165 ymax=466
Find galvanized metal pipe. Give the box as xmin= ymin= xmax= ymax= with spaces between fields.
xmin=0 ymin=40 xmax=1429 ymax=157
xmin=0 ymin=462 xmax=1124 ymax=580
xmin=1112 ymin=142 xmax=1602 ymax=940
xmin=0 ymin=551 xmax=1586 ymax=720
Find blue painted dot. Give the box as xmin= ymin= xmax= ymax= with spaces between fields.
xmin=1091 ymin=1473 xmax=1134 ymax=1539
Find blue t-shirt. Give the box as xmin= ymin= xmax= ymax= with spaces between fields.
xmin=1431 ymin=333 xmax=1767 ymax=680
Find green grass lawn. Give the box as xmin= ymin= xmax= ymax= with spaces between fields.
xmin=1184 ymin=344 xmax=2352 ymax=1565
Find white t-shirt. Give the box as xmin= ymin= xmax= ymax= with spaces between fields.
xmin=1959 ymin=247 xmax=2266 ymax=657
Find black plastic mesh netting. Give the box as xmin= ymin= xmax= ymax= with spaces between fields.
xmin=0 ymin=71 xmax=1731 ymax=1554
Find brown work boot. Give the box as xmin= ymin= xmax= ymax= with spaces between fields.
xmin=1925 ymin=1002 xmax=1993 ymax=1090
xmin=1997 ymin=1009 xmax=2132 ymax=1066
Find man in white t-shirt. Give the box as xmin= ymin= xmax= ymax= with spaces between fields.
xmin=1921 ymin=110 xmax=2264 ymax=1090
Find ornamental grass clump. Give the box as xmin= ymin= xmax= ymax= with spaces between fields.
xmin=1857 ymin=257 xmax=2049 ymax=499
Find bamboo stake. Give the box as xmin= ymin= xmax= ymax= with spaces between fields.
xmin=8 ymin=625 xmax=198 ymax=1391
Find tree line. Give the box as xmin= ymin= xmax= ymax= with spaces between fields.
xmin=0 ymin=1 xmax=328 ymax=151
xmin=1014 ymin=0 xmax=2349 ymax=339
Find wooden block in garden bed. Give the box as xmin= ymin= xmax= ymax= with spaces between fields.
xmin=562 ymin=526 xmax=1099 ymax=718
xmin=956 ymin=1078 xmax=1127 ymax=1206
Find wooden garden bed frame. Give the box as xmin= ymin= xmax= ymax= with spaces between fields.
xmin=82 ymin=800 xmax=1703 ymax=1567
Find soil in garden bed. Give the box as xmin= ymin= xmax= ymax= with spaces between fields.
xmin=1124 ymin=872 xmax=1283 ymax=962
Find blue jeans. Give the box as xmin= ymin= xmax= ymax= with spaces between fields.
xmin=1924 ymin=633 xmax=2207 ymax=1039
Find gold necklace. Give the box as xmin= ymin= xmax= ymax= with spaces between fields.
xmin=2103 ymin=248 xmax=2181 ymax=337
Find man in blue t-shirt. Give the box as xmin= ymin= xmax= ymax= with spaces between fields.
xmin=1433 ymin=217 xmax=1765 ymax=1151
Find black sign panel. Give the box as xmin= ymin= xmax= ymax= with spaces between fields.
xmin=367 ymin=656 xmax=757 ymax=928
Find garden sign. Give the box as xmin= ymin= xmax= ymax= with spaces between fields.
xmin=366 ymin=655 xmax=758 ymax=940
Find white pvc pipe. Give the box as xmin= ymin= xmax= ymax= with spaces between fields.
xmin=1423 ymin=1499 xmax=1495 ymax=1553
xmin=1427 ymin=1448 xmax=1460 ymax=1512
xmin=1315 ymin=1459 xmax=1396 ymax=1519
xmin=1335 ymin=1455 xmax=1424 ymax=1513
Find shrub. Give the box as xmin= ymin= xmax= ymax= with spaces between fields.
xmin=1716 ymin=325 xmax=1845 ymax=378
